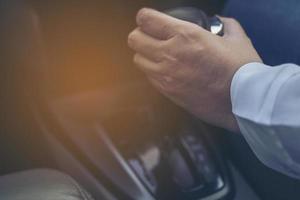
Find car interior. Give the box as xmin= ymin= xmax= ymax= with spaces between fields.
xmin=0 ymin=0 xmax=300 ymax=199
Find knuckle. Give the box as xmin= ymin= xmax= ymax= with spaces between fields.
xmin=137 ymin=8 xmax=151 ymax=25
xmin=161 ymin=24 xmax=175 ymax=38
xmin=176 ymin=27 xmax=199 ymax=41
xmin=157 ymin=43 xmax=173 ymax=60
xmin=128 ymin=32 xmax=137 ymax=47
xmin=167 ymin=55 xmax=179 ymax=67
xmin=157 ymin=42 xmax=166 ymax=52
xmin=152 ymin=44 xmax=166 ymax=62
xmin=160 ymin=53 xmax=177 ymax=68
xmin=176 ymin=26 xmax=189 ymax=36
xmin=165 ymin=46 xmax=184 ymax=62
xmin=163 ymin=41 xmax=180 ymax=56
xmin=155 ymin=54 xmax=165 ymax=63
xmin=177 ymin=23 xmax=196 ymax=34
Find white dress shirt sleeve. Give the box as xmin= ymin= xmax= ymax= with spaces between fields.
xmin=231 ymin=62 xmax=300 ymax=179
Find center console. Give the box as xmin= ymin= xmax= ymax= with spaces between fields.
xmin=108 ymin=113 xmax=233 ymax=200
xmin=42 ymin=80 xmax=234 ymax=200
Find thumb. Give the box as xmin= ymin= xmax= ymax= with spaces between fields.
xmin=219 ymin=17 xmax=247 ymax=38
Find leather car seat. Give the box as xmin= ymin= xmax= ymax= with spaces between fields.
xmin=0 ymin=1 xmax=95 ymax=198
xmin=0 ymin=169 xmax=94 ymax=200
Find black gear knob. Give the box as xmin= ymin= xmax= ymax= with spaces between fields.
xmin=164 ymin=7 xmax=224 ymax=36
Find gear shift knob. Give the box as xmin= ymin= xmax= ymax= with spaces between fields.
xmin=164 ymin=7 xmax=224 ymax=36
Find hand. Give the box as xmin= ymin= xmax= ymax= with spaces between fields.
xmin=128 ymin=8 xmax=262 ymax=132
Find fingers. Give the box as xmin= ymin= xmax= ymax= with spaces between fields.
xmin=136 ymin=8 xmax=184 ymax=40
xmin=133 ymin=53 xmax=165 ymax=74
xmin=128 ymin=28 xmax=164 ymax=62
xmin=134 ymin=55 xmax=171 ymax=94
xmin=129 ymin=8 xmax=211 ymax=77
xmin=219 ymin=17 xmax=247 ymax=38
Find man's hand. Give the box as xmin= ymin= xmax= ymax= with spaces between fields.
xmin=128 ymin=8 xmax=262 ymax=132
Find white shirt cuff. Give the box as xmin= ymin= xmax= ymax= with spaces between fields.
xmin=230 ymin=62 xmax=300 ymax=179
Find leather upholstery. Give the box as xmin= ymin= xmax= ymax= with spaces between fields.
xmin=0 ymin=169 xmax=94 ymax=200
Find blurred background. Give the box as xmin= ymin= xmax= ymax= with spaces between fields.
xmin=28 ymin=0 xmax=224 ymax=97
xmin=0 ymin=0 xmax=224 ymax=177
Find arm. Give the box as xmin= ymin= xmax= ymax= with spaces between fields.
xmin=232 ymin=62 xmax=300 ymax=179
